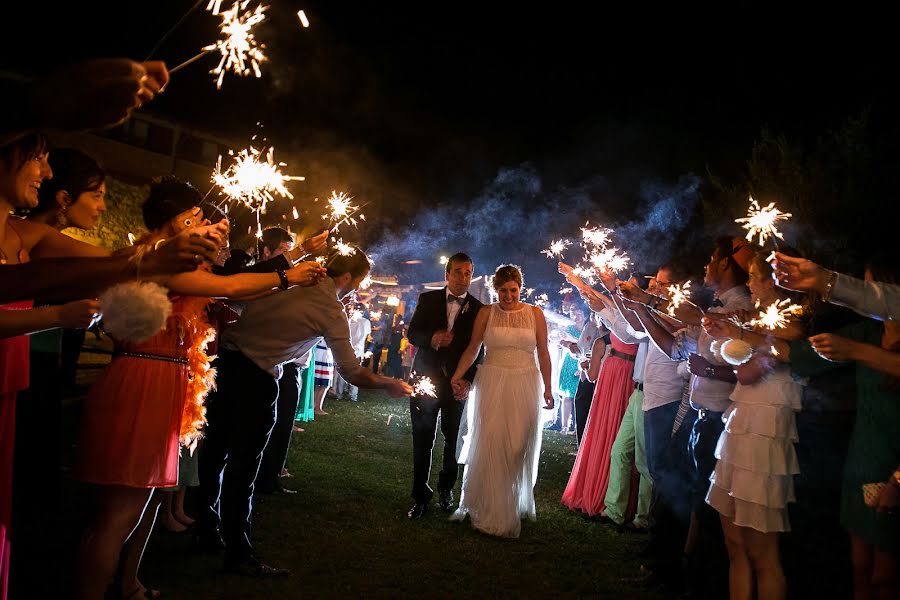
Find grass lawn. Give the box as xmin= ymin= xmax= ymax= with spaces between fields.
xmin=130 ymin=390 xmax=667 ymax=599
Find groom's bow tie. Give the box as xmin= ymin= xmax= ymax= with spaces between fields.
xmin=448 ymin=294 xmax=465 ymax=304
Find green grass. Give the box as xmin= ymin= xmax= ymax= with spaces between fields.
xmin=138 ymin=390 xmax=668 ymax=599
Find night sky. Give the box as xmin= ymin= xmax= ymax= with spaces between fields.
xmin=3 ymin=2 xmax=896 ymax=281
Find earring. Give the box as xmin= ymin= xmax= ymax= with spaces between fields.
xmin=55 ymin=207 xmax=68 ymax=229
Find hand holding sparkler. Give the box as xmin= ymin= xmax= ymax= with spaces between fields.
xmin=413 ymin=376 xmax=438 ymax=398
xmin=17 ymin=59 xmax=169 ymax=135
xmin=301 ymin=230 xmax=329 ymax=255
xmin=809 ymin=333 xmax=859 ymax=363
xmin=616 ymin=280 xmax=652 ymax=305
xmin=771 ymin=252 xmax=831 ymax=294
xmin=283 ymin=261 xmax=327 ymax=287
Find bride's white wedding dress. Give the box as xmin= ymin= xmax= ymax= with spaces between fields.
xmin=452 ymin=303 xmax=544 ymax=538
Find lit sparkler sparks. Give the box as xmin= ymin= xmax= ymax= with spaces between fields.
xmin=323 ymin=191 xmax=364 ymax=233
xmin=534 ymin=293 xmax=549 ymax=308
xmin=542 ymin=238 xmax=571 ymax=259
xmin=292 ymin=206 xmax=299 ymax=219
xmin=587 ymin=247 xmax=631 ymax=274
xmin=666 ymin=280 xmax=692 ymax=317
xmin=206 ymin=0 xmax=225 ymax=15
xmin=211 ymin=144 xmax=304 ymax=235
xmin=439 ymin=255 xmax=449 ymax=265
xmin=559 ymin=286 xmax=573 ymax=295
xmin=297 ymin=9 xmax=310 ymax=27
xmin=581 ymin=226 xmax=612 ymax=248
xmin=735 ymin=196 xmax=793 ymax=246
xmin=413 ymin=376 xmax=437 ymax=398
xmin=525 ymin=288 xmax=535 ymax=298
xmin=204 ymin=0 xmax=268 ymax=90
xmin=747 ymin=298 xmax=804 ymax=330
xmin=333 ymin=238 xmax=356 ymax=256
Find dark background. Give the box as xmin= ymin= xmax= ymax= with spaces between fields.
xmin=3 ymin=2 xmax=897 ymax=283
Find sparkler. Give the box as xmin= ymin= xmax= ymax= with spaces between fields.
xmin=297 ymin=9 xmax=310 ymax=27
xmin=211 ymin=145 xmax=304 ymax=237
xmin=292 ymin=206 xmax=299 ymax=219
xmin=169 ymin=1 xmax=270 ymax=86
xmin=581 ymin=226 xmax=613 ymax=248
xmin=439 ymin=255 xmax=449 ymax=265
xmin=333 ymin=238 xmax=357 ymax=256
xmin=542 ymin=238 xmax=571 ymax=259
xmin=666 ymin=280 xmax=692 ymax=317
xmin=534 ymin=293 xmax=549 ymax=308
xmin=735 ymin=196 xmax=793 ymax=247
xmin=559 ymin=286 xmax=573 ymax=295
xmin=413 ymin=376 xmax=437 ymax=398
xmin=747 ymin=298 xmax=803 ymax=330
xmin=322 ymin=191 xmax=365 ymax=233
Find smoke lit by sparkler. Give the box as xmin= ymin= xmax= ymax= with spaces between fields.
xmin=735 ymin=197 xmax=793 ymax=246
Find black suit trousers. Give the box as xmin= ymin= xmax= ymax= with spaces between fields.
xmin=409 ymin=375 xmax=464 ymax=502
xmin=198 ymin=349 xmax=278 ymax=561
xmin=257 ymin=362 xmax=301 ymax=491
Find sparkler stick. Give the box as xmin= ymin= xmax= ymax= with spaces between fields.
xmin=168 ymin=48 xmax=215 ymax=75
xmin=144 ymin=0 xmax=206 ymax=61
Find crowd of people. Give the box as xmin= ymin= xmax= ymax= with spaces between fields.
xmin=1 ymin=57 xmax=898 ymax=600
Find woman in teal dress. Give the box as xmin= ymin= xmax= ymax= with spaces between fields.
xmin=790 ymin=311 xmax=899 ymax=598
xmin=295 ymin=351 xmax=316 ymax=424
xmin=556 ymin=308 xmax=585 ymax=434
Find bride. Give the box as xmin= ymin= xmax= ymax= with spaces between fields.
xmin=450 ymin=264 xmax=554 ymax=537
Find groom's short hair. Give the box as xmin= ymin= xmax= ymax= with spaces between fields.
xmin=446 ymin=252 xmax=473 ymax=274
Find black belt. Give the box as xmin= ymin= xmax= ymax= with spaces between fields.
xmin=610 ymin=349 xmax=636 ymax=362
xmin=634 ymin=382 xmax=643 ymax=391
xmin=696 ymin=407 xmax=724 ymax=421
xmin=114 ymin=351 xmax=188 ymax=365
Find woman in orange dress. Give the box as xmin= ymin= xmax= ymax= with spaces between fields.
xmin=73 ymin=178 xmax=325 ymax=600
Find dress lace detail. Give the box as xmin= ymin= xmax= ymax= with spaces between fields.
xmin=453 ymin=304 xmax=543 ymax=538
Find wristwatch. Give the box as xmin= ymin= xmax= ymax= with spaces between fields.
xmin=276 ymin=268 xmax=290 ymax=290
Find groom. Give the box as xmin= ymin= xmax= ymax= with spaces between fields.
xmin=406 ymin=252 xmax=484 ymax=519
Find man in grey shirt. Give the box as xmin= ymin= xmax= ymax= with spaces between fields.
xmin=196 ymin=246 xmax=412 ymax=577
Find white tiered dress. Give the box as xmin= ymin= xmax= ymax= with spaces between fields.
xmin=706 ymin=364 xmax=802 ymax=532
xmin=453 ymin=304 xmax=544 ymax=538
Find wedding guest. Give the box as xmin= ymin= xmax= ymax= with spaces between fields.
xmin=195 ymin=246 xmax=412 ymax=576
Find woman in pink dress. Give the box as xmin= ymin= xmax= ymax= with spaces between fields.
xmin=561 ymin=332 xmax=639 ymax=515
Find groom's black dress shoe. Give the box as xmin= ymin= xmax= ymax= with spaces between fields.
xmin=192 ymin=526 xmax=226 ymax=554
xmin=438 ymin=490 xmax=454 ymax=513
xmin=407 ymin=502 xmax=428 ymax=519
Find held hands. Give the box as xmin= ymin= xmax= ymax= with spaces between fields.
xmin=450 ymin=377 xmax=471 ymax=400
xmin=431 ymin=329 xmax=454 ymax=350
xmin=543 ymin=391 xmax=555 ymax=410
xmin=809 ymin=333 xmax=858 ymax=362
xmin=772 ymin=252 xmax=828 ymax=293
xmin=286 ymin=261 xmax=327 ymax=287
xmin=57 ymin=299 xmax=102 ymax=329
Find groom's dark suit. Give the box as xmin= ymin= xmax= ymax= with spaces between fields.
xmin=406 ymin=287 xmax=484 ymax=504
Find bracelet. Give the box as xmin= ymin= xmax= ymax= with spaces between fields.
xmin=276 ymin=268 xmax=290 ymax=290
xmin=822 ymin=270 xmax=838 ymax=302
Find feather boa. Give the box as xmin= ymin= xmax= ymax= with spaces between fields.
xmin=173 ymin=295 xmax=218 ymax=452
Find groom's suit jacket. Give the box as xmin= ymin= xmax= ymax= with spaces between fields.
xmin=407 ymin=287 xmax=484 ymax=384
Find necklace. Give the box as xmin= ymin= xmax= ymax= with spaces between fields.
xmin=0 ymin=221 xmax=25 ymax=264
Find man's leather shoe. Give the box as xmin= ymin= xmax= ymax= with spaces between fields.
xmin=257 ymin=482 xmax=298 ymax=495
xmin=407 ymin=502 xmax=428 ymax=519
xmin=438 ymin=490 xmax=454 ymax=513
xmin=224 ymin=556 xmax=290 ymax=577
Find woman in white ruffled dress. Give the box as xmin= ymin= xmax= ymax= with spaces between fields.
xmin=450 ymin=265 xmax=555 ymax=538
xmin=702 ymin=251 xmax=807 ymax=600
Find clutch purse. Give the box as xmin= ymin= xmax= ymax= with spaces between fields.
xmin=862 ymin=482 xmax=887 ymax=508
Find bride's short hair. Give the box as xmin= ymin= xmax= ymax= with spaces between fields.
xmin=493 ymin=264 xmax=523 ymax=290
